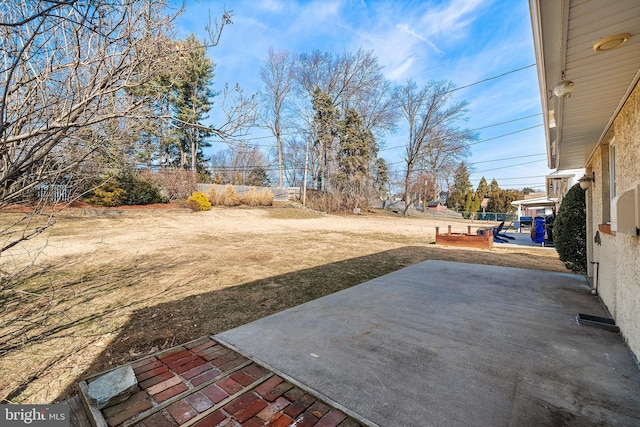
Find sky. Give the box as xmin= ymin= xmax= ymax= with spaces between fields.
xmin=173 ymin=0 xmax=551 ymax=192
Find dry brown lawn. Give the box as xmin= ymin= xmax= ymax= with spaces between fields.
xmin=0 ymin=204 xmax=568 ymax=404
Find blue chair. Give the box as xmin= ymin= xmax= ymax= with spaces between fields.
xmin=493 ymin=221 xmax=515 ymax=243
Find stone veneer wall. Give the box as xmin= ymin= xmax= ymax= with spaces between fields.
xmin=586 ymin=79 xmax=640 ymax=360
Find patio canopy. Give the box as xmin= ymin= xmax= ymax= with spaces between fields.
xmin=511 ymin=197 xmax=558 ymax=217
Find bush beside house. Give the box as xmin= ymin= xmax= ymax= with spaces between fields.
xmin=553 ymin=183 xmax=587 ymax=274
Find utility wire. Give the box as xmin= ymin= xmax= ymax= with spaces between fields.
xmin=471 ymin=113 xmax=541 ymax=131
xmin=473 ymin=159 xmax=546 ymax=174
xmin=446 ymin=64 xmax=536 ymax=94
xmin=468 ymin=124 xmax=543 ymax=146
xmin=470 ymin=153 xmax=545 ymax=165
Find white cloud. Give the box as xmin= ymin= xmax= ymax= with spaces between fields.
xmin=386 ymin=56 xmax=415 ymax=81
xmin=418 ymin=0 xmax=491 ymax=40
xmin=257 ymin=0 xmax=287 ymax=13
xmin=289 ymin=0 xmax=343 ymax=34
xmin=396 ymin=23 xmax=444 ymax=55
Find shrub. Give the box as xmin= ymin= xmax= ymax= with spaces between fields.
xmin=554 ymin=183 xmax=587 ymax=274
xmin=118 ymin=170 xmax=166 ymax=205
xmin=240 ymin=187 xmax=260 ymax=206
xmin=84 ymin=180 xmax=125 ymax=207
xmin=258 ymin=188 xmax=274 ymax=206
xmin=184 ymin=199 xmax=201 ymax=212
xmin=240 ymin=187 xmax=274 ymax=206
xmin=187 ymin=191 xmax=211 ymax=211
xmin=146 ymin=169 xmax=197 ymax=201
xmin=84 ymin=170 xmax=166 ymax=207
xmin=206 ymin=186 xmax=218 ymax=206
xmin=218 ymin=184 xmax=241 ymax=207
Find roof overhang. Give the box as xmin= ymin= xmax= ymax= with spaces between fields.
xmin=511 ymin=197 xmax=558 ymax=208
xmin=529 ymin=0 xmax=640 ymax=170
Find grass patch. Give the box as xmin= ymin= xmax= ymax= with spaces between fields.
xmin=0 ymin=206 xmax=566 ymax=404
xmin=263 ymin=206 xmax=325 ymax=219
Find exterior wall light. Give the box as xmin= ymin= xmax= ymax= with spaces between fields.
xmin=553 ymin=79 xmax=575 ymax=98
xmin=579 ymin=172 xmax=595 ymax=190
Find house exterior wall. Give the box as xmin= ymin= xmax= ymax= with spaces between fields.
xmin=587 ymin=80 xmax=640 ymax=358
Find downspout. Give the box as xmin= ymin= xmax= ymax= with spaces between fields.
xmin=590 ymin=261 xmax=599 ymax=295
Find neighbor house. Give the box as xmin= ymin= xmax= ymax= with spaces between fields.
xmin=530 ymin=0 xmax=640 ymax=359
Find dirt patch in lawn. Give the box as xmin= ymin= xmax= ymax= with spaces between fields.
xmin=0 ymin=205 xmax=567 ymax=404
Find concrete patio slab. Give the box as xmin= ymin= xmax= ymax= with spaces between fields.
xmin=216 ymin=260 xmax=640 ymax=426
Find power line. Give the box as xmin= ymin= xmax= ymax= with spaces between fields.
xmin=447 ymin=64 xmax=536 ymax=94
xmin=470 ymin=153 xmax=545 ymax=165
xmin=378 ymin=114 xmax=543 ymax=152
xmin=209 ymin=65 xmax=539 ymax=148
xmin=468 ymin=124 xmax=543 ymax=146
xmin=470 ymin=175 xmax=547 ymax=180
xmin=471 ymin=113 xmax=541 ymax=131
xmin=473 ymin=159 xmax=546 ymax=174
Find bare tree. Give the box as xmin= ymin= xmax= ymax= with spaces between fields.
xmin=0 ymin=0 xmax=176 ymax=262
xmin=393 ymin=79 xmax=472 ymax=216
xmin=297 ymin=49 xmax=396 ymax=137
xmin=417 ymin=125 xmax=474 ymax=201
xmin=295 ymin=49 xmax=396 ymax=196
xmin=260 ymin=48 xmax=295 ymax=188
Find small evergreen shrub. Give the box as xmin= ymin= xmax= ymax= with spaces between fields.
xmin=118 ymin=170 xmax=166 ymax=205
xmin=84 ymin=170 xmax=166 ymax=207
xmin=187 ymin=191 xmax=211 ymax=211
xmin=85 ymin=180 xmax=125 ymax=207
xmin=554 ymin=183 xmax=587 ymax=274
xmin=218 ymin=184 xmax=241 ymax=207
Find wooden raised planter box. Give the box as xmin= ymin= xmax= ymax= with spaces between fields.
xmin=435 ymin=226 xmax=493 ymax=249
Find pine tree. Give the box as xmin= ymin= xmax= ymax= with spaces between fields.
xmin=337 ymin=108 xmax=377 ymax=207
xmin=247 ymin=167 xmax=271 ymax=187
xmin=476 ymin=177 xmax=489 ymax=199
xmin=172 ymin=34 xmax=215 ymax=172
xmin=447 ymin=162 xmax=472 ymax=211
xmin=311 ymin=87 xmax=339 ymax=191
xmin=372 ymin=157 xmax=389 ymax=197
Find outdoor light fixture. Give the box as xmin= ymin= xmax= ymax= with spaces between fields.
xmin=553 ymin=79 xmax=575 ymax=98
xmin=579 ymin=172 xmax=596 ymax=190
xmin=593 ymin=33 xmax=631 ymax=52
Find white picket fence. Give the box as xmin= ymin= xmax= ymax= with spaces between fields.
xmin=37 ymin=184 xmax=69 ymax=202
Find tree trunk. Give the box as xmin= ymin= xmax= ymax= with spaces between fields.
xmin=403 ymin=166 xmax=413 ymax=216
xmin=277 ymin=132 xmax=283 ymax=187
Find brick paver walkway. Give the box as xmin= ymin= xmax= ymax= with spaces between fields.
xmin=81 ymin=336 xmax=363 ymax=427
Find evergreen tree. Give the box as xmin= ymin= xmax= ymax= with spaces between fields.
xmin=337 ymin=108 xmax=377 ymax=207
xmin=447 ymin=162 xmax=472 ymax=211
xmin=247 ymin=166 xmax=271 ymax=187
xmin=372 ymin=157 xmax=389 ymax=197
xmin=311 ymin=87 xmax=339 ymax=191
xmin=476 ymin=177 xmax=489 ymax=199
xmin=488 ymin=189 xmax=523 ymax=213
xmin=470 ymin=193 xmax=483 ymax=214
xmin=463 ymin=189 xmax=474 ymax=218
xmin=172 ymin=34 xmax=215 ymax=171
xmin=489 ymin=178 xmax=500 ymax=195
